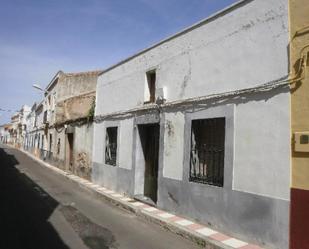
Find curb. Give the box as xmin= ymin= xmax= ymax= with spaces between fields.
xmin=16 ymin=147 xmax=263 ymax=249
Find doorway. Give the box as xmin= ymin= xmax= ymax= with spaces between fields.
xmin=66 ymin=133 xmax=74 ymax=171
xmin=137 ymin=123 xmax=160 ymax=204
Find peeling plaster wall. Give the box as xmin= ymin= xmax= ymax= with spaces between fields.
xmin=56 ymin=92 xmax=95 ymax=124
xmin=50 ymin=72 xmax=98 ymax=179
xmin=52 ymin=128 xmax=66 ymax=170
xmin=74 ymin=124 xmax=94 ymax=179
xmin=55 ymin=72 xmax=97 ymax=124
xmin=57 ymin=73 xmax=97 ymax=102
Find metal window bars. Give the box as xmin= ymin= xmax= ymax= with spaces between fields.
xmin=190 ymin=118 xmax=225 ymax=187
xmin=105 ymin=127 xmax=118 ymax=166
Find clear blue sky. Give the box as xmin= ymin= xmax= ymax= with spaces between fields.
xmin=0 ymin=0 xmax=236 ymax=124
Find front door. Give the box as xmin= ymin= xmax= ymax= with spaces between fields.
xmin=66 ymin=133 xmax=74 ymax=171
xmin=138 ymin=124 xmax=160 ymax=203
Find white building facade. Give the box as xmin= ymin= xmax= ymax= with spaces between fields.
xmin=92 ymin=0 xmax=290 ymax=248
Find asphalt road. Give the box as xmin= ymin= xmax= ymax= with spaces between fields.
xmin=0 ymin=144 xmax=201 ymax=249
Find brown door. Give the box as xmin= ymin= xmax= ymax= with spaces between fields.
xmin=138 ymin=124 xmax=160 ymax=203
xmin=66 ymin=133 xmax=74 ymax=171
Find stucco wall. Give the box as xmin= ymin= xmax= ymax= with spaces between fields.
xmin=163 ymin=112 xmax=185 ymax=180
xmin=57 ymin=73 xmax=98 ymax=102
xmin=94 ymin=0 xmax=290 ymax=200
xmin=93 ymin=0 xmax=290 ymax=248
xmin=96 ymin=0 xmax=288 ymax=115
xmin=92 ymin=120 xmax=134 ymax=194
xmin=72 ymin=124 xmax=94 ymax=179
xmin=56 ymin=92 xmax=95 ymax=124
xmin=93 ymin=86 xmax=290 ymax=248
xmin=289 ymin=0 xmax=309 ymax=248
xmin=52 ymin=128 xmax=66 ymax=170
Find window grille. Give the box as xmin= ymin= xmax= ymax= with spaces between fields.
xmin=105 ymin=127 xmax=118 ymax=166
xmin=190 ymin=118 xmax=225 ymax=187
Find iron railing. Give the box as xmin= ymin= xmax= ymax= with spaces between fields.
xmin=189 ymin=118 xmax=225 ymax=187
xmin=105 ymin=127 xmax=118 ymax=166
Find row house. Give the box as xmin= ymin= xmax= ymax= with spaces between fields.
xmin=5 ymin=0 xmax=306 ymax=248
xmin=9 ymin=105 xmax=31 ymax=148
xmin=91 ymin=0 xmax=309 ymax=248
xmin=0 ymin=124 xmax=11 ymax=143
xmin=23 ymin=70 xmax=102 ymax=180
xmin=52 ymin=70 xmax=102 ymax=179
xmin=24 ymin=102 xmax=43 ymax=155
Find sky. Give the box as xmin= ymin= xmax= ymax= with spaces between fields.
xmin=0 ymin=0 xmax=236 ymax=124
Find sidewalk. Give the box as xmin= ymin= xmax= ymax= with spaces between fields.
xmin=19 ymin=147 xmax=262 ymax=249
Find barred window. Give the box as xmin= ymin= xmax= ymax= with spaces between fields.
xmin=190 ymin=118 xmax=225 ymax=187
xmin=105 ymin=127 xmax=118 ymax=166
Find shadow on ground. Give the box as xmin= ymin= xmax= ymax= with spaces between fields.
xmin=0 ymin=147 xmax=70 ymax=249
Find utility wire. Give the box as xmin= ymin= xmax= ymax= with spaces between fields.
xmin=0 ymin=108 xmax=19 ymax=112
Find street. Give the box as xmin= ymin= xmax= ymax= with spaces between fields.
xmin=0 ymin=144 xmax=200 ymax=249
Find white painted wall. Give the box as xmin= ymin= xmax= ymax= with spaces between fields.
xmin=163 ymin=112 xmax=185 ymax=180
xmin=233 ymin=89 xmax=290 ymax=200
xmin=96 ymin=0 xmax=288 ymax=115
xmin=93 ymin=0 xmax=290 ymax=200
xmin=119 ymin=119 xmax=134 ymax=170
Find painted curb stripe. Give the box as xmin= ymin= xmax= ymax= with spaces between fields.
xmin=120 ymin=197 xmax=133 ymax=202
xmin=196 ymin=227 xmax=218 ymax=236
xmin=167 ymin=216 xmax=183 ymax=222
xmin=239 ymin=245 xmax=262 ymax=249
xmin=104 ymin=190 xmax=115 ymax=194
xmin=175 ymin=219 xmax=195 ymax=226
xmin=158 ymin=213 xmax=175 ymax=218
xmin=187 ymin=223 xmax=204 ymax=230
xmin=222 ymin=238 xmax=248 ymax=248
xmin=210 ymin=233 xmax=231 ymax=241
xmin=143 ymin=207 xmax=159 ymax=212
xmin=131 ymin=202 xmax=145 ymax=207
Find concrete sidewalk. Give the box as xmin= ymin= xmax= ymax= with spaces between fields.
xmin=19 ymin=147 xmax=262 ymax=249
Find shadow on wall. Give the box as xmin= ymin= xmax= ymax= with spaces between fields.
xmin=0 ymin=147 xmax=70 ymax=249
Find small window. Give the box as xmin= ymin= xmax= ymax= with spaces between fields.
xmin=105 ymin=127 xmax=118 ymax=166
xmin=145 ymin=70 xmax=156 ymax=103
xmin=300 ymin=135 xmax=309 ymax=144
xmin=190 ymin=118 xmax=225 ymax=187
